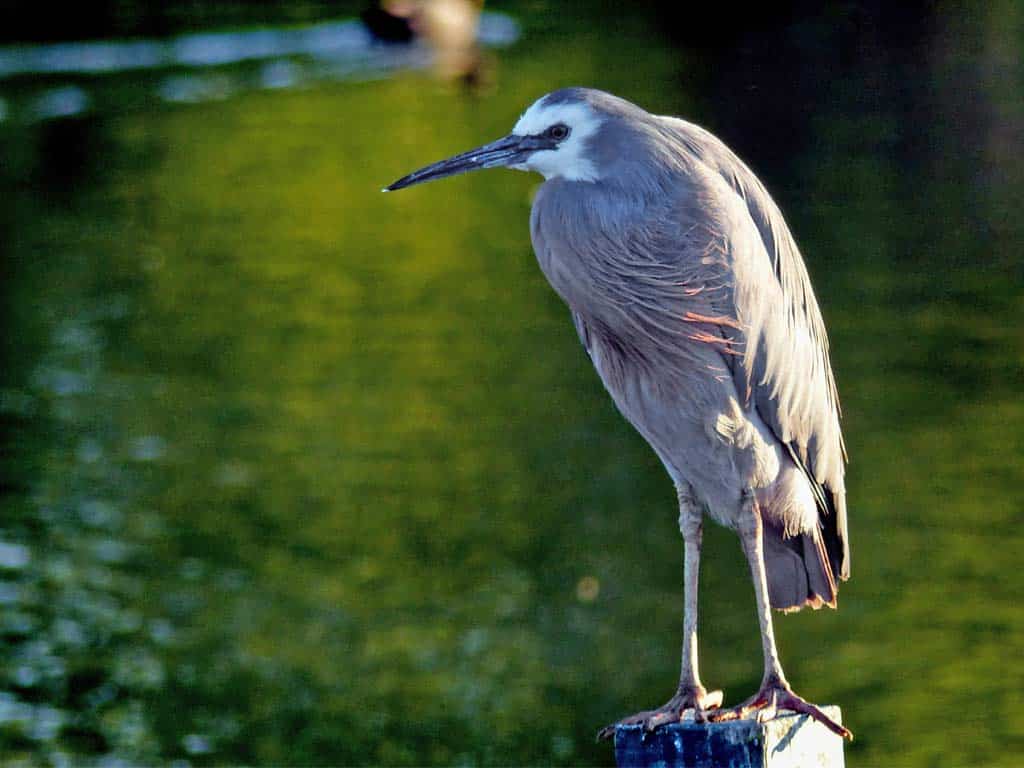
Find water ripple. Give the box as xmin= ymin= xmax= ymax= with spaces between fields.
xmin=0 ymin=14 xmax=519 ymax=79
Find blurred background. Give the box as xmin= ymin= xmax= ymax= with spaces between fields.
xmin=1 ymin=1 xmax=1022 ymax=765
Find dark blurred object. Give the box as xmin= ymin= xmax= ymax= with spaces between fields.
xmin=361 ymin=3 xmax=414 ymax=42
xmin=648 ymin=0 xmax=933 ymax=48
xmin=648 ymin=0 xmax=940 ymax=187
xmin=0 ymin=0 xmax=163 ymax=42
xmin=34 ymin=115 xmax=110 ymax=202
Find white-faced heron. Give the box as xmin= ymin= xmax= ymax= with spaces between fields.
xmin=385 ymin=87 xmax=852 ymax=740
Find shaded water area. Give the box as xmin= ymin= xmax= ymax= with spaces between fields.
xmin=1 ymin=2 xmax=1023 ymax=765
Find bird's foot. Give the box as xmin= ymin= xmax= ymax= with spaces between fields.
xmin=596 ymin=685 xmax=723 ymax=741
xmin=706 ymin=677 xmax=852 ymax=740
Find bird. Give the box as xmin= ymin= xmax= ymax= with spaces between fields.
xmin=384 ymin=87 xmax=852 ymax=741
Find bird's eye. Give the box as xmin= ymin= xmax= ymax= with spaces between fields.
xmin=546 ymin=124 xmax=570 ymax=141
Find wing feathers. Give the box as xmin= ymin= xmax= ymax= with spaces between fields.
xmin=663 ymin=117 xmax=850 ymax=581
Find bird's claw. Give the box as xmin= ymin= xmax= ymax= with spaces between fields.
xmin=707 ymin=679 xmax=852 ymax=740
xmin=754 ymin=689 xmax=778 ymax=724
xmin=596 ymin=687 xmax=723 ymax=741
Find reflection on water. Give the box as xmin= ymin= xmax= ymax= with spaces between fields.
xmin=0 ymin=2 xmax=1022 ymax=766
xmin=1 ymin=302 xmax=178 ymax=762
xmin=0 ymin=14 xmax=518 ymax=77
xmin=0 ymin=11 xmax=518 ymax=121
xmin=29 ymin=86 xmax=91 ymax=120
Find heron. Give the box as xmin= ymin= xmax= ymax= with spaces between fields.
xmin=384 ymin=87 xmax=852 ymax=741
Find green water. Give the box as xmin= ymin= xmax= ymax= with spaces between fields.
xmin=2 ymin=3 xmax=1023 ymax=766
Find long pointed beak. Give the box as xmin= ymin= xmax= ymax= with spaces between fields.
xmin=384 ymin=134 xmax=525 ymax=192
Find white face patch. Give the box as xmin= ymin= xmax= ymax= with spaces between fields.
xmin=511 ymin=99 xmax=603 ymax=182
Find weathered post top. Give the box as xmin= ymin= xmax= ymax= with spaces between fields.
xmin=614 ymin=706 xmax=845 ymax=768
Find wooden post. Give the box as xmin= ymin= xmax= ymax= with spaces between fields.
xmin=614 ymin=707 xmax=845 ymax=768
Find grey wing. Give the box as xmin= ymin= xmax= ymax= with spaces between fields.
xmin=669 ymin=119 xmax=850 ymax=580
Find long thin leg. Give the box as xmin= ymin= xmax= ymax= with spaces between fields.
xmin=709 ymin=490 xmax=852 ymax=740
xmin=596 ymin=487 xmax=721 ymax=741
xmin=676 ymin=488 xmax=720 ymax=709
xmin=735 ymin=490 xmax=786 ymax=686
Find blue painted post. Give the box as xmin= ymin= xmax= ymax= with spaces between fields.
xmin=614 ymin=707 xmax=845 ymax=768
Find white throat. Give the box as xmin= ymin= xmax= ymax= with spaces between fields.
xmin=511 ymin=101 xmax=602 ymax=182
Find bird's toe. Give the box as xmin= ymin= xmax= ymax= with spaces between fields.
xmin=707 ymin=681 xmax=852 ymax=740
xmin=595 ymin=687 xmax=724 ymax=741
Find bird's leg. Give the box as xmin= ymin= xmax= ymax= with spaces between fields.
xmin=596 ymin=488 xmax=722 ymax=741
xmin=708 ymin=490 xmax=852 ymax=740
xmin=676 ymin=492 xmax=723 ymax=717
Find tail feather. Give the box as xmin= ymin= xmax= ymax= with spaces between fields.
xmin=823 ymin=488 xmax=851 ymax=581
xmin=784 ymin=443 xmax=850 ymax=583
xmin=763 ymin=523 xmax=837 ymax=613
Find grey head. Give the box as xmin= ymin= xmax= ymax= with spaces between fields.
xmin=384 ymin=88 xmax=662 ymax=191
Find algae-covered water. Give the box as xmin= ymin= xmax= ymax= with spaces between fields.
xmin=1 ymin=3 xmax=1022 ymax=765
